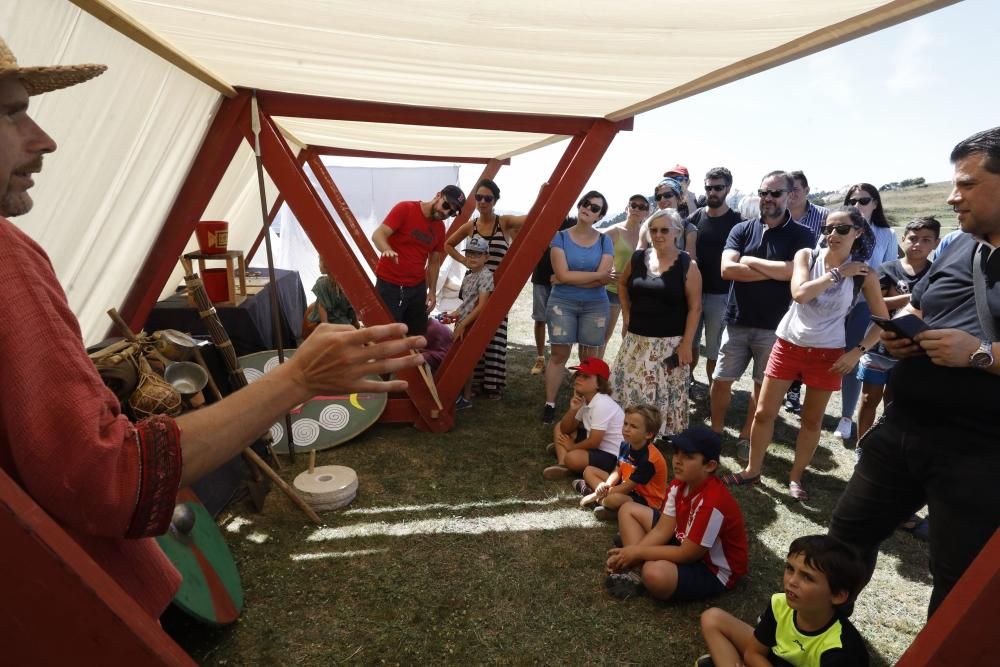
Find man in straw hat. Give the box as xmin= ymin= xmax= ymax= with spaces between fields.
xmin=0 ymin=37 xmax=427 ymax=619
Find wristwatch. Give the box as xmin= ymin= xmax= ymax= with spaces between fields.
xmin=969 ymin=340 xmax=995 ymax=369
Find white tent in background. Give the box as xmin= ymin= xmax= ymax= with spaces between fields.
xmin=2 ymin=0 xmax=959 ymax=343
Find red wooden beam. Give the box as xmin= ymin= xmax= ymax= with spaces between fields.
xmin=434 ymin=121 xmax=620 ymax=403
xmin=246 ymin=150 xmax=307 ymax=264
xmin=118 ymin=92 xmax=251 ymax=333
xmin=896 ymin=528 xmax=1000 ymax=667
xmin=303 ymin=150 xmax=379 ymax=271
xmin=310 ymin=145 xmax=510 ymax=165
xmin=250 ymin=112 xmax=450 ymax=431
xmin=252 ymin=88 xmax=633 ymax=136
xmin=0 ymin=469 xmax=194 ymax=665
xmin=446 ymin=158 xmax=505 ymax=238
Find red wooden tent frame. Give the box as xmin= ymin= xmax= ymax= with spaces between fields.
xmin=93 ymin=85 xmax=995 ymax=664
xmin=118 ymin=88 xmax=629 ymax=431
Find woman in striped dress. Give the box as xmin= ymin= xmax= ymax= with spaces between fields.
xmin=445 ymin=179 xmax=527 ymax=399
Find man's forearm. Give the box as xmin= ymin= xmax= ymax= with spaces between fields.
xmin=176 ymin=364 xmax=312 ymax=487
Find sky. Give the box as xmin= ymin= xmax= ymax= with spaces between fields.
xmin=322 ymin=0 xmax=999 ymax=215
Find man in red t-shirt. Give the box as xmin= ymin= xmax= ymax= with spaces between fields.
xmin=371 ymin=185 xmax=465 ymax=336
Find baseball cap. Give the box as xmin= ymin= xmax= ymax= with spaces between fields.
xmin=440 ymin=184 xmax=467 ymax=211
xmin=664 ymin=426 xmax=722 ymax=463
xmin=663 ymin=164 xmax=690 ymax=179
xmin=465 ymin=236 xmax=489 ymax=254
xmin=569 ymin=357 xmax=610 ymax=380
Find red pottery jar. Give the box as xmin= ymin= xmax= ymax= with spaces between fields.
xmin=195 ymin=220 xmax=229 ymax=255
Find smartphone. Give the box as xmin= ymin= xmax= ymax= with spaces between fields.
xmin=871 ymin=314 xmax=929 ymax=340
xmin=665 ymin=353 xmax=680 ymax=371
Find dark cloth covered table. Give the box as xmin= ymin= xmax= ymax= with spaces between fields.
xmin=145 ymin=268 xmax=307 ymax=356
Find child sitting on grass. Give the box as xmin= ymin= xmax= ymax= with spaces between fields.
xmin=543 ymin=357 xmax=624 ymax=481
xmin=301 ymin=256 xmax=358 ymax=339
xmin=578 ymin=404 xmax=668 ymax=522
xmin=697 ymin=534 xmax=869 ymax=667
xmin=604 ymin=426 xmax=747 ymax=602
xmin=443 ymin=236 xmax=493 ymax=409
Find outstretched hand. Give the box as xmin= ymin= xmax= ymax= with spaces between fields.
xmin=288 ymin=323 xmax=426 ymax=395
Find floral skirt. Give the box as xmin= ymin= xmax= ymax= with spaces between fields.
xmin=610 ymin=332 xmax=688 ymax=436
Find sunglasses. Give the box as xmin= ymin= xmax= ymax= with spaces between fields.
xmin=579 ymin=202 xmax=602 ymax=214
xmin=704 ymin=184 xmax=727 ymax=193
xmin=474 ymin=194 xmax=494 ymax=203
xmin=648 ymin=227 xmax=672 ymax=235
xmin=629 ymin=202 xmax=650 ymax=211
xmin=822 ymin=223 xmax=859 ymax=236
xmin=440 ymin=200 xmax=460 ymax=217
xmin=846 ymin=197 xmax=874 ymax=206
xmin=757 ymin=189 xmax=786 ymax=198
xmin=654 ymin=192 xmax=677 ymax=201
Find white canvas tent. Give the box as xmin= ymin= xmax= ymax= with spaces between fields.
xmin=3 ymin=0 xmax=957 ymax=343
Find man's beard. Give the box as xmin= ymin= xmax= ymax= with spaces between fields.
xmin=707 ymin=195 xmax=722 ymax=208
xmin=1 ymin=190 xmax=33 ymax=217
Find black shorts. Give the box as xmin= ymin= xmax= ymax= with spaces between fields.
xmin=642 ymin=526 xmax=728 ymax=602
xmin=588 ymin=449 xmax=617 ymax=473
xmin=375 ymin=278 xmax=428 ymax=336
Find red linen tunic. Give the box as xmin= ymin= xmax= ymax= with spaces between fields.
xmin=0 ymin=217 xmax=182 ymax=619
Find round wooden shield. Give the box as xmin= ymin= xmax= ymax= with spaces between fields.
xmin=237 ymin=349 xmax=386 ymax=454
xmin=156 ymin=490 xmax=243 ymax=625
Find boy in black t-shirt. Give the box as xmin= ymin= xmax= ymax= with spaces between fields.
xmin=697 ymin=535 xmax=869 ymax=667
xmin=856 ymin=217 xmax=940 ymax=438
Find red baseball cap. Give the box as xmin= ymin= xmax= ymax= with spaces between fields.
xmin=569 ymin=357 xmax=610 ymax=380
xmin=662 ymin=164 xmax=689 ymax=178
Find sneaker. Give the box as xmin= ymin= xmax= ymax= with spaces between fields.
xmin=695 ymin=655 xmax=715 ymax=667
xmin=834 ymin=418 xmax=853 ymax=439
xmin=542 ymin=465 xmax=571 ymax=480
xmin=605 ymin=570 xmax=642 ymax=600
xmin=736 ymin=439 xmax=751 ymax=462
xmin=783 ymin=388 xmax=802 ymax=415
xmin=593 ymin=505 xmax=616 ymax=521
xmin=573 ymin=479 xmax=593 ymax=496
xmin=541 ymin=404 xmax=556 ymax=425
xmin=455 ymin=396 xmax=473 ymax=410
xmin=789 ymin=481 xmax=810 ymax=501
xmin=530 ymin=356 xmax=545 ymax=375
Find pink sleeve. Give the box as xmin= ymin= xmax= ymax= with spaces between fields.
xmin=0 ymin=222 xmax=181 ymax=539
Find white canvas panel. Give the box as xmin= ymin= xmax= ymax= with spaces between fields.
xmin=4 ymin=0 xmax=223 ymax=344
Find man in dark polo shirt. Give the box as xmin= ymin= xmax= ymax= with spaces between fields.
xmin=691 ymin=166 xmax=743 ymax=389
xmin=830 ymin=126 xmax=1000 ymax=618
xmin=371 ymin=185 xmax=465 ymax=336
xmin=709 ymin=171 xmax=813 ymax=456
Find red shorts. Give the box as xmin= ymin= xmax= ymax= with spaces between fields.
xmin=765 ymin=338 xmax=844 ymax=392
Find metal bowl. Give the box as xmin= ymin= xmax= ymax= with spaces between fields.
xmin=164 ymin=361 xmax=209 ymax=397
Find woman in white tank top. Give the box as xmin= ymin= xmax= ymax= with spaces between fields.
xmin=723 ymin=208 xmax=889 ymax=501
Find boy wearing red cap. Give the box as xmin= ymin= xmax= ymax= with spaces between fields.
xmin=543 ymin=357 xmax=624 ymax=481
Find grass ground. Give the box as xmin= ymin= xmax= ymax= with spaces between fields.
xmin=166 ymin=276 xmax=936 ymax=665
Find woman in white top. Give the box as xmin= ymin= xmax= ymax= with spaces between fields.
xmin=724 ymin=208 xmax=889 ymax=500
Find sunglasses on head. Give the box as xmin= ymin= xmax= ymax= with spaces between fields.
xmin=474 ymin=194 xmax=494 ymax=203
xmin=846 ymin=197 xmax=873 ymax=206
xmin=654 ymin=192 xmax=677 ymax=201
xmin=648 ymin=226 xmax=672 ymax=235
xmin=629 ymin=202 xmax=649 ymax=211
xmin=704 ymin=184 xmax=727 ymax=193
xmin=579 ymin=201 xmax=602 ymax=214
xmin=757 ymin=189 xmax=785 ymax=199
xmin=822 ymin=223 xmax=858 ymax=236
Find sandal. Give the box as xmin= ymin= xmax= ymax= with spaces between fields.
xmin=721 ymin=471 xmax=760 ymax=487
xmin=789 ymin=481 xmax=810 ymax=501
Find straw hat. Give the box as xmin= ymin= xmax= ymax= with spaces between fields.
xmin=0 ymin=36 xmax=106 ymax=96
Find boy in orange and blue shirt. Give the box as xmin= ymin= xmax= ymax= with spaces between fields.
xmin=578 ymin=404 xmax=668 ymax=521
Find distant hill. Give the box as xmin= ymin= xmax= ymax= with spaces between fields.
xmin=821 ymin=181 xmax=957 ymax=232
